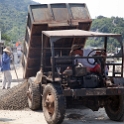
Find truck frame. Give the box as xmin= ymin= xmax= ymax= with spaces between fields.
xmin=27 ymin=29 xmax=124 ymax=124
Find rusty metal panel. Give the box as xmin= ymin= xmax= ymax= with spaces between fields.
xmin=27 ymin=58 xmax=40 ymax=68
xmin=22 ymin=54 xmax=40 ymax=78
xmin=28 ymin=47 xmax=41 ymax=58
xmin=30 ymin=36 xmax=41 ymax=47
xmin=50 ymin=4 xmax=68 ymax=21
xmin=69 ymin=3 xmax=90 ymax=20
xmin=29 ymin=3 xmax=91 ymax=23
xmin=30 ymin=4 xmax=51 ymax=22
xmin=64 ymin=87 xmax=124 ymax=96
xmin=31 ymin=24 xmax=48 ymax=35
xmin=25 ymin=68 xmax=39 ymax=78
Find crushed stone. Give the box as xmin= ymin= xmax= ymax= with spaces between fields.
xmin=0 ymin=80 xmax=28 ymax=110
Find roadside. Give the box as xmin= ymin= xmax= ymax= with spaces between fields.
xmin=0 ymin=108 xmax=123 ymax=124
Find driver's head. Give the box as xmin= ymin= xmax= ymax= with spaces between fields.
xmin=72 ymin=50 xmax=83 ymax=56
xmin=70 ymin=44 xmax=83 ymax=56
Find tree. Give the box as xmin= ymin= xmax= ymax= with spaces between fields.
xmin=1 ymin=33 xmax=11 ymax=46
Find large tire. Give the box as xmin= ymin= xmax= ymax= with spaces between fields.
xmin=42 ymin=83 xmax=66 ymax=124
xmin=27 ymin=77 xmax=41 ymax=110
xmin=105 ymin=95 xmax=124 ymax=121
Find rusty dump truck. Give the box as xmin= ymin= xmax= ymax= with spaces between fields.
xmin=22 ymin=3 xmax=124 ymax=124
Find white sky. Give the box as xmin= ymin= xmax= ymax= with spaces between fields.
xmin=32 ymin=0 xmax=124 ymax=19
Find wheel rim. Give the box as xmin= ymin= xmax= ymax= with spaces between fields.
xmin=107 ymin=96 xmax=121 ymax=113
xmin=28 ymin=88 xmax=32 ymax=100
xmin=45 ymin=92 xmax=55 ymax=116
xmin=27 ymin=87 xmax=33 ymax=107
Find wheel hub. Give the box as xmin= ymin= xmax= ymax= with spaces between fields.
xmin=45 ymin=92 xmax=55 ymax=115
xmin=108 ymin=96 xmax=120 ymax=112
xmin=27 ymin=87 xmax=32 ymax=101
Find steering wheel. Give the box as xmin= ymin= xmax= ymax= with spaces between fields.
xmin=87 ymin=49 xmax=105 ymax=65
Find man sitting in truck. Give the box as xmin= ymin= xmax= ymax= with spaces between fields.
xmin=63 ymin=44 xmax=109 ymax=78
xmin=69 ymin=44 xmax=101 ymax=74
xmin=63 ymin=44 xmax=101 ymax=76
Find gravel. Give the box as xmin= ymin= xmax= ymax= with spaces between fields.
xmin=0 ymin=80 xmax=28 ymax=110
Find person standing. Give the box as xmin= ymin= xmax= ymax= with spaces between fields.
xmin=1 ymin=47 xmax=12 ymax=89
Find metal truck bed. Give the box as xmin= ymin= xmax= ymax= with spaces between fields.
xmin=22 ymin=3 xmax=92 ymax=78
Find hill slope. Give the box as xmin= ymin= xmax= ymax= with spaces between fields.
xmin=86 ymin=16 xmax=124 ymax=51
xmin=0 ymin=1 xmax=124 ymax=46
xmin=0 ymin=0 xmax=37 ymax=42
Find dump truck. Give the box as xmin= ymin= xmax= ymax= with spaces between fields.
xmin=22 ymin=3 xmax=124 ymax=124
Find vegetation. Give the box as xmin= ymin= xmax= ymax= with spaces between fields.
xmin=86 ymin=16 xmax=124 ymax=52
xmin=0 ymin=1 xmax=124 ymax=50
xmin=0 ymin=0 xmax=37 ymax=44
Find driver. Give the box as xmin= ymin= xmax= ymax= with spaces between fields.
xmin=70 ymin=44 xmax=101 ymax=73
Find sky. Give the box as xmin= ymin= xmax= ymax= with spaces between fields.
xmin=32 ymin=0 xmax=124 ymax=19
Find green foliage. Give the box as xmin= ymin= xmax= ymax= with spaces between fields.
xmin=86 ymin=16 xmax=124 ymax=52
xmin=0 ymin=1 xmax=124 ymax=49
xmin=2 ymin=33 xmax=10 ymax=41
xmin=1 ymin=33 xmax=11 ymax=46
xmin=0 ymin=0 xmax=37 ymax=43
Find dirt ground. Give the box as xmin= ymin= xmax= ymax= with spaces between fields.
xmin=0 ymin=64 xmax=123 ymax=124
xmin=0 ymin=63 xmax=24 ymax=88
xmin=0 ymin=108 xmax=123 ymax=124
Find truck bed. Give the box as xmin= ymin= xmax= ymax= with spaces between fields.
xmin=22 ymin=3 xmax=92 ymax=78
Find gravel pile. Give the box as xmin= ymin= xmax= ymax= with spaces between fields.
xmin=0 ymin=80 xmax=28 ymax=110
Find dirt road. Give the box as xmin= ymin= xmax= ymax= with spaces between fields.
xmin=0 ymin=64 xmax=123 ymax=124
xmin=0 ymin=108 xmax=123 ymax=124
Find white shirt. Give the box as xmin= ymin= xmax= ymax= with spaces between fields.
xmin=75 ymin=48 xmax=96 ymax=68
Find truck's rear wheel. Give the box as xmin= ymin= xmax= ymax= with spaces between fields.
xmin=42 ymin=83 xmax=66 ymax=124
xmin=27 ymin=78 xmax=41 ymax=110
xmin=105 ymin=95 xmax=124 ymax=121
